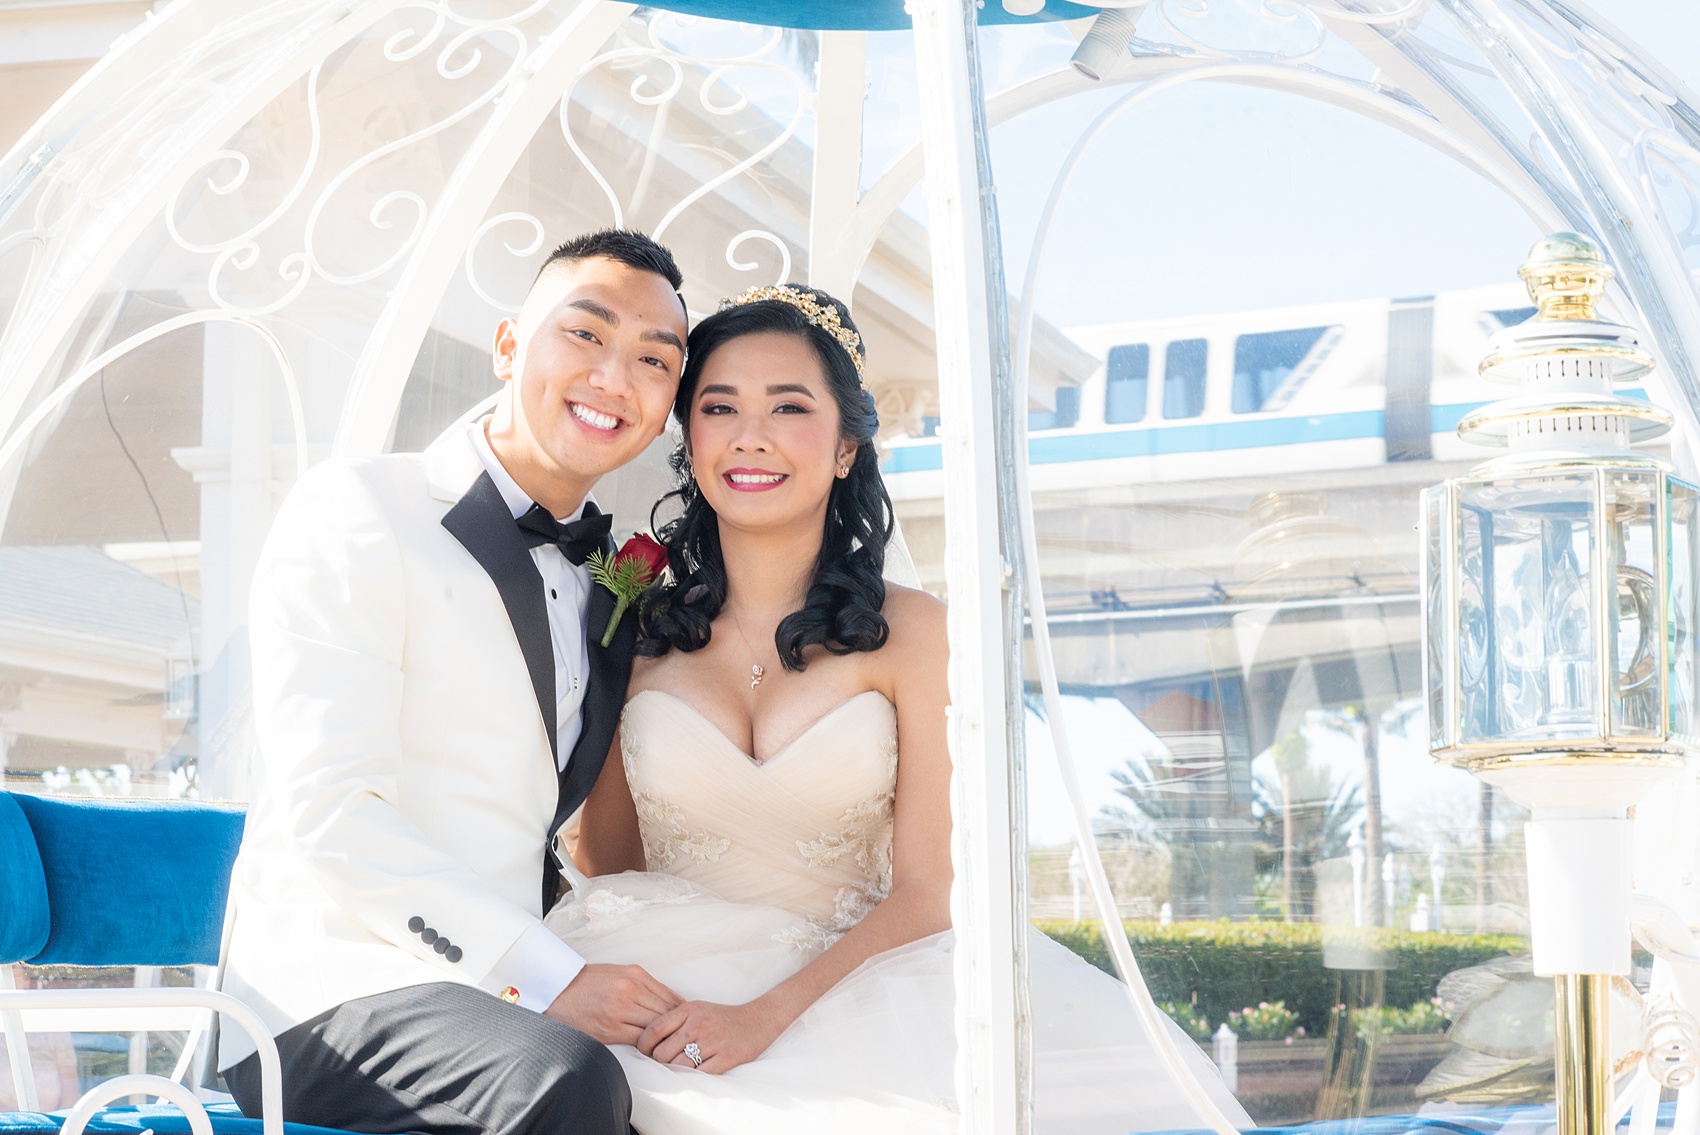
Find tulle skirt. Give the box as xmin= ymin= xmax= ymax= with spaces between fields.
xmin=545 ymin=872 xmax=1250 ymax=1135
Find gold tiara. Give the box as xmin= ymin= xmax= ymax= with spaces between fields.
xmin=719 ymin=285 xmax=866 ymax=382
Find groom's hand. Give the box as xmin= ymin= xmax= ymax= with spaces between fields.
xmin=546 ymin=964 xmax=682 ymax=1046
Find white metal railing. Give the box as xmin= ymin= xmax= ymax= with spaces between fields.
xmin=0 ymin=984 xmax=283 ymax=1135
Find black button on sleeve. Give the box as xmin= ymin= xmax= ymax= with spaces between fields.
xmin=421 ymin=928 xmax=438 ymax=945
xmin=408 ymin=917 xmax=425 ymax=934
xmin=444 ymin=945 xmax=463 ymax=964
xmin=433 ymin=938 xmax=451 ymax=955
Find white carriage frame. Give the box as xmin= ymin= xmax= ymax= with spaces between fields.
xmin=5 ymin=1 xmax=1700 ymax=1132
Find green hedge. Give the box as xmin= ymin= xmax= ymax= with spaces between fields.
xmin=1037 ymin=919 xmax=1523 ymax=1035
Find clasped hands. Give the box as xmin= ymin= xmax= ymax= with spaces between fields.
xmin=545 ymin=963 xmax=789 ymax=1074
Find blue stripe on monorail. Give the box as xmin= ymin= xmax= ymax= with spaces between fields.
xmin=881 ymin=409 xmax=1388 ymax=475
xmin=880 ymin=392 xmax=1649 ymax=475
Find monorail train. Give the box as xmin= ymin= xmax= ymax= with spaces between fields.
xmin=879 ymin=281 xmax=1608 ymax=499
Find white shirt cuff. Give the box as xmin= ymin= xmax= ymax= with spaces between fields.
xmin=484 ymin=923 xmax=586 ymax=1013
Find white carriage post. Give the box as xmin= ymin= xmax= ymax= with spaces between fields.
xmin=909 ymin=1 xmax=1031 ymax=1131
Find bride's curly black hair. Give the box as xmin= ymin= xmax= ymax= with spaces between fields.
xmin=634 ymin=286 xmax=894 ymax=671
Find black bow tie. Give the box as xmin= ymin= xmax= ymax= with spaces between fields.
xmin=514 ymin=501 xmax=612 ymax=566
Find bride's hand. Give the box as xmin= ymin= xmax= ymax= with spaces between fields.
xmin=637 ymin=997 xmax=790 ymax=1074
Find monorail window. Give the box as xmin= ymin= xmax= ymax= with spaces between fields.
xmin=1105 ymin=343 xmax=1150 ymax=424
xmin=1163 ymin=338 xmax=1207 ymax=419
xmin=1489 ymin=306 xmax=1538 ymax=328
xmin=1232 ymin=326 xmax=1332 ymax=414
xmin=1029 ymin=385 xmax=1081 ymax=431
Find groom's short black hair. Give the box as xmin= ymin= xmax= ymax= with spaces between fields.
xmin=533 ymin=229 xmax=684 ymax=291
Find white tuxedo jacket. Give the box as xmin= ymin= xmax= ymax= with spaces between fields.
xmin=219 ymin=423 xmax=634 ymax=1068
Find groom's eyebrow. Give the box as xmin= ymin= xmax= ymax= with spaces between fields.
xmin=640 ymin=328 xmax=686 ymax=353
xmin=567 ymin=298 xmax=619 ymax=323
xmin=566 ymin=298 xmax=684 ymax=353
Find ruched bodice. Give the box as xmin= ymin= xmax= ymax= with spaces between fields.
xmin=620 ymin=689 xmax=897 ymax=947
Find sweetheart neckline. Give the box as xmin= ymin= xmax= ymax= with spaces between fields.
xmin=626 ymin=688 xmax=893 ymax=768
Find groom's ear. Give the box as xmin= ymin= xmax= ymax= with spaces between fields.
xmin=492 ymin=318 xmax=519 ymax=383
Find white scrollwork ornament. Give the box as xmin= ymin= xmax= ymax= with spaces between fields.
xmin=465 ymin=211 xmax=547 ymax=314
xmin=558 ymin=11 xmax=807 ymax=287
xmin=1471 ymin=0 xmax=1700 ymax=279
xmin=726 ymin=230 xmax=791 ymax=286
xmin=165 ymin=1 xmax=544 ymax=317
xmin=1156 ymin=0 xmax=1331 ymax=63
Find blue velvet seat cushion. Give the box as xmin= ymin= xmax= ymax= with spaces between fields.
xmin=0 ymin=1102 xmax=1675 ymax=1135
xmin=9 ymin=795 xmax=245 ymax=967
xmin=644 ymin=0 xmax=1095 ymax=30
xmin=0 ymin=1104 xmax=350 ymax=1135
xmin=1151 ymin=1102 xmax=1674 ymax=1135
xmin=0 ymin=793 xmax=50 ymax=963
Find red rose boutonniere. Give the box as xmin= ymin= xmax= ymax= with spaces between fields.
xmin=587 ymin=533 xmax=668 ymax=647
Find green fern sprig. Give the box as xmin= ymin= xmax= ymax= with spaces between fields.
xmin=587 ymin=548 xmax=663 ymax=647
xmin=587 ymin=549 xmax=655 ymax=599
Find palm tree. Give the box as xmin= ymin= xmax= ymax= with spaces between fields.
xmin=1251 ymin=733 xmax=1364 ymax=920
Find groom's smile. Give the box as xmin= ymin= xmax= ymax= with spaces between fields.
xmin=569 ymin=401 xmax=624 ymax=433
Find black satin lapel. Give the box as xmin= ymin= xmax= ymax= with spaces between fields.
xmin=440 ymin=473 xmax=557 ymax=760
xmin=564 ymin=572 xmax=625 ymax=800
xmin=546 ymin=535 xmax=637 ymax=902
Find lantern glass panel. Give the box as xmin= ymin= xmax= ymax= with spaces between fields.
xmin=1457 ymin=473 xmax=1601 ymax=744
xmin=1606 ymin=470 xmax=1662 ymax=736
xmin=1456 ymin=489 xmax=1492 ymax=743
xmin=1423 ymin=484 xmax=1448 ymax=751
xmin=1670 ymin=477 xmax=1700 ymax=742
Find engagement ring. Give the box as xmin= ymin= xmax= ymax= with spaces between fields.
xmin=683 ymin=1042 xmax=703 ymax=1068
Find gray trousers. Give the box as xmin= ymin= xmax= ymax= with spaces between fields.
xmin=224 ymin=982 xmax=631 ymax=1135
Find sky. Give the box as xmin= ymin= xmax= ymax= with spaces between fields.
xmin=860 ymin=1 xmax=1700 ymax=332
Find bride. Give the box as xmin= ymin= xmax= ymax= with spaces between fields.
xmin=548 ymin=284 xmax=1250 ymax=1135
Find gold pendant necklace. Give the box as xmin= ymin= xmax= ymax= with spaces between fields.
xmin=726 ymin=612 xmax=768 ymax=690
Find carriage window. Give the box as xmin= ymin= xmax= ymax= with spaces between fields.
xmin=1105 ymin=344 xmax=1150 ymax=424
xmin=1029 ymin=386 xmax=1080 ymax=431
xmin=1232 ymin=326 xmax=1333 ymax=414
xmin=1163 ymin=339 xmax=1207 ymax=419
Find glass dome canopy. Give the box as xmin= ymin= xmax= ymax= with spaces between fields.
xmin=4 ymin=0 xmax=1700 ymax=1130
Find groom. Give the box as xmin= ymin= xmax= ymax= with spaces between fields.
xmin=218 ymin=230 xmax=691 ymax=1135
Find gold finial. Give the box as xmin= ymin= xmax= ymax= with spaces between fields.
xmin=1518 ymin=231 xmax=1613 ymax=322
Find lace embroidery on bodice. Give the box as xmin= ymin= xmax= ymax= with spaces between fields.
xmin=623 ymin=727 xmax=732 ymax=869
xmin=619 ymin=690 xmax=898 ymax=949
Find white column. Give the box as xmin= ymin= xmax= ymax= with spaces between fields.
xmin=807 ymin=30 xmax=868 ymax=300
xmin=910 ymin=3 xmax=1025 ymax=1132
xmin=171 ymin=322 xmax=273 ymax=800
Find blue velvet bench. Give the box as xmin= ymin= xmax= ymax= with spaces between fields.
xmin=0 ymin=792 xmax=305 ymax=1135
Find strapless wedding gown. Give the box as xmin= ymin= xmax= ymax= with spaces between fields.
xmin=544 ymin=689 xmax=1250 ymax=1135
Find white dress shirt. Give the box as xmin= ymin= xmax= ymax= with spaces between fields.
xmin=468 ymin=418 xmax=592 ymax=1011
